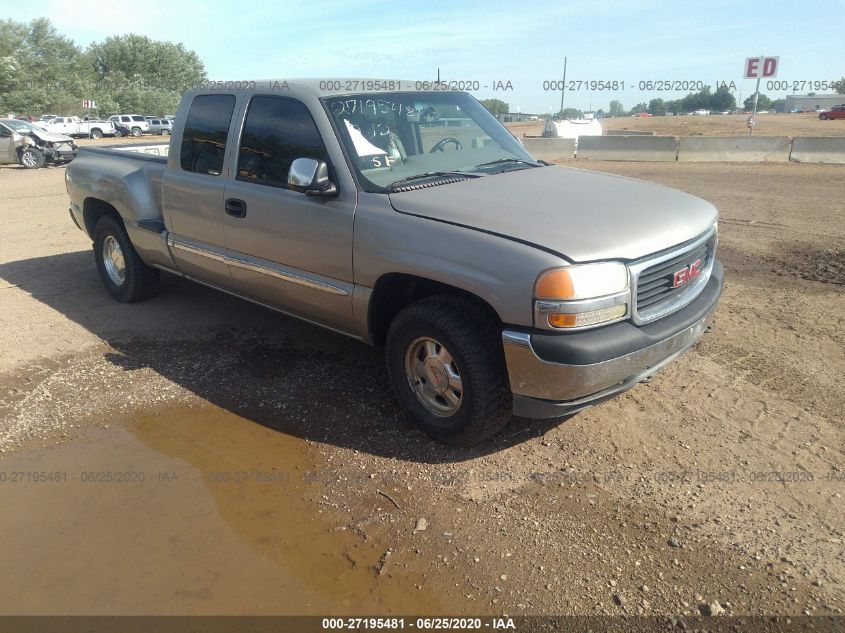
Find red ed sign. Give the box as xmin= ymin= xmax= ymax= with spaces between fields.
xmin=744 ymin=56 xmax=779 ymax=79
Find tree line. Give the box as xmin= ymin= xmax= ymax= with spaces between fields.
xmin=1 ymin=18 xmax=206 ymax=117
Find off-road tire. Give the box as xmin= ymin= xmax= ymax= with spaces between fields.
xmin=386 ymin=295 xmax=512 ymax=446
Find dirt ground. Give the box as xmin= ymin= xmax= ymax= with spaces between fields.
xmin=0 ymin=159 xmax=843 ymax=619
xmin=507 ymin=112 xmax=845 ymax=138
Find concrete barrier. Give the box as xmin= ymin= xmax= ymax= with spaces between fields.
xmin=522 ymin=136 xmax=576 ymax=161
xmin=677 ymin=136 xmax=791 ymax=162
xmin=789 ymin=137 xmax=845 ymax=164
xmin=576 ymin=136 xmax=678 ymax=161
xmin=606 ymin=129 xmax=655 ymax=136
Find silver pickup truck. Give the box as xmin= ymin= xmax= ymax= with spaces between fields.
xmin=65 ymin=79 xmax=723 ymax=445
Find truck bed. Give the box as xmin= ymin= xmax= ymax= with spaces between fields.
xmin=81 ymin=143 xmax=170 ymax=161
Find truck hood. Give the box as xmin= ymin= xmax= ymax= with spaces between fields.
xmin=27 ymin=128 xmax=74 ymax=143
xmin=388 ymin=166 xmax=718 ymax=262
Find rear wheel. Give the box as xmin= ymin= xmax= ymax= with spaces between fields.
xmin=89 ymin=128 xmax=103 ymax=139
xmin=19 ymin=148 xmax=44 ymax=169
xmin=93 ymin=216 xmax=160 ymax=302
xmin=131 ymin=127 xmax=142 ymax=137
xmin=161 ymin=129 xmax=171 ymax=136
xmin=820 ymin=113 xmax=829 ymax=120
xmin=386 ymin=296 xmax=512 ymax=446
xmin=113 ymin=128 xmax=124 ymax=138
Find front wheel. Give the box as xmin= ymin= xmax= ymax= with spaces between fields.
xmin=19 ymin=148 xmax=44 ymax=169
xmin=385 ymin=296 xmax=512 ymax=445
xmin=93 ymin=216 xmax=160 ymax=302
xmin=820 ymin=113 xmax=829 ymax=120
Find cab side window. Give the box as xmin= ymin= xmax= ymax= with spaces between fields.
xmin=179 ymin=94 xmax=236 ymax=176
xmin=236 ymin=96 xmax=328 ymax=189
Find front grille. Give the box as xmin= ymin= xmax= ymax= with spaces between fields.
xmin=633 ymin=233 xmax=716 ymax=322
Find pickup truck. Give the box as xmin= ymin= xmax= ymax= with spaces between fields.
xmin=108 ymin=114 xmax=150 ymax=136
xmin=65 ymin=79 xmax=723 ymax=445
xmin=41 ymin=116 xmax=116 ymax=139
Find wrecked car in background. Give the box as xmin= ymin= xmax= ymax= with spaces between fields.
xmin=0 ymin=118 xmax=78 ymax=168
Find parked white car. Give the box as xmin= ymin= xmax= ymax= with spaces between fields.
xmin=148 ymin=118 xmax=173 ymax=135
xmin=108 ymin=114 xmax=150 ymax=136
xmin=42 ymin=116 xmax=116 ymax=139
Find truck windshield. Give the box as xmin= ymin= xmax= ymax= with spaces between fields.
xmin=324 ymin=92 xmax=538 ymax=193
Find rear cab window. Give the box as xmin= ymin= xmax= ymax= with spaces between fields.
xmin=179 ymin=94 xmax=237 ymax=176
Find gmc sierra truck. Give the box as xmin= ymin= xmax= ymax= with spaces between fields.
xmin=65 ymin=79 xmax=723 ymax=445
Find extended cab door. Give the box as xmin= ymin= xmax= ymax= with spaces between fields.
xmin=221 ymin=94 xmax=355 ymax=334
xmin=162 ymin=93 xmax=238 ymax=287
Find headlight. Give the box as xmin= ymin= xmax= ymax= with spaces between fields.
xmin=21 ymin=135 xmax=32 ymax=146
xmin=536 ymin=263 xmax=629 ymax=300
xmin=535 ymin=262 xmax=630 ymax=330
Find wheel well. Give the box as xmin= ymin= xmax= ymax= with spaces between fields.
xmin=368 ymin=273 xmax=502 ymax=347
xmin=83 ymin=198 xmax=123 ymax=238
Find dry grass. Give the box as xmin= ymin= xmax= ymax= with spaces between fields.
xmin=508 ymin=112 xmax=845 ymax=138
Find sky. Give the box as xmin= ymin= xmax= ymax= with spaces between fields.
xmin=7 ymin=0 xmax=845 ymax=112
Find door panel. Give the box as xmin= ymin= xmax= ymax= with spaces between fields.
xmin=0 ymin=126 xmax=16 ymax=163
xmin=162 ymin=93 xmax=237 ymax=286
xmin=222 ymin=181 xmax=354 ymax=332
xmin=221 ymin=94 xmax=355 ymax=333
xmin=163 ymin=170 xmax=230 ymax=285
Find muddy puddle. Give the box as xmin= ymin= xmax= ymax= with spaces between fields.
xmin=0 ymin=405 xmax=457 ymax=615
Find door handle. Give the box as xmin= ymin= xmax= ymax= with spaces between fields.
xmin=225 ymin=198 xmax=247 ymax=218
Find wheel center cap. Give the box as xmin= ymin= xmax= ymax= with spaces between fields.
xmin=423 ymin=358 xmax=449 ymax=395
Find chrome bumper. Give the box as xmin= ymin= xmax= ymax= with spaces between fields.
xmin=502 ymin=302 xmax=717 ymax=420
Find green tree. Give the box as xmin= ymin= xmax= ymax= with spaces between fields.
xmin=608 ymin=100 xmax=625 ymax=117
xmin=744 ymin=93 xmax=772 ymax=111
xmin=0 ymin=18 xmax=83 ymax=114
xmin=771 ymin=98 xmax=786 ymax=113
xmin=0 ymin=20 xmax=206 ymax=116
xmin=556 ymin=107 xmax=583 ymax=119
xmin=479 ymin=98 xmax=509 ymax=117
xmin=628 ymin=102 xmax=648 ymax=115
xmin=837 ymin=78 xmax=845 ymax=94
xmin=87 ymin=34 xmax=205 ymax=115
xmin=710 ymin=85 xmax=736 ymax=111
xmin=88 ymin=34 xmax=205 ymax=92
xmin=664 ymin=99 xmax=682 ymax=114
xmin=648 ymin=98 xmax=666 ymax=115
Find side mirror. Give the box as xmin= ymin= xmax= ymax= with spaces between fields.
xmin=288 ymin=158 xmax=337 ymax=197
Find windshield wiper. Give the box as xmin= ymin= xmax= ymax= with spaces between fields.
xmin=474 ymin=157 xmax=543 ymax=169
xmin=386 ymin=171 xmax=481 ymax=191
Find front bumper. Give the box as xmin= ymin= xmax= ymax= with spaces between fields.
xmin=503 ymin=260 xmax=723 ymax=419
xmin=52 ymin=145 xmax=78 ymax=161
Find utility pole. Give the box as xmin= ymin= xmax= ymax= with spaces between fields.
xmin=558 ymin=57 xmax=567 ymax=117
xmin=749 ymin=54 xmax=762 ymax=136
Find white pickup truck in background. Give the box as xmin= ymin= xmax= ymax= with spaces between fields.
xmin=42 ymin=116 xmax=116 ymax=139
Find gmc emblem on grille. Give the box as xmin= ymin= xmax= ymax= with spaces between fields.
xmin=672 ymin=259 xmax=703 ymax=288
